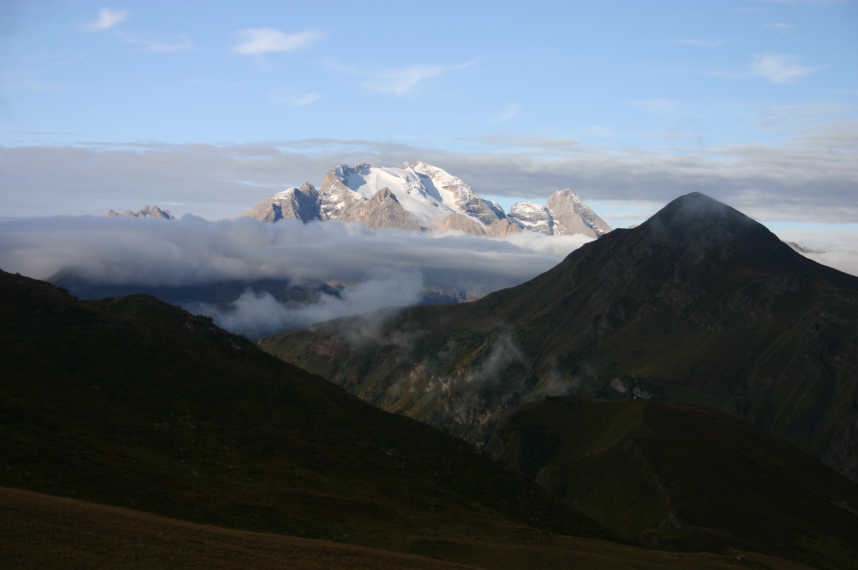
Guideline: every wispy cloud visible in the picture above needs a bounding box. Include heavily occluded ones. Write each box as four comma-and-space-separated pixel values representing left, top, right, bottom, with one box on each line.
670, 39, 728, 48
233, 28, 325, 55
750, 53, 820, 84
359, 61, 477, 96
492, 104, 520, 123
2, 71, 66, 91
84, 8, 128, 31
757, 104, 858, 131
270, 88, 321, 106
116, 31, 192, 53
630, 98, 689, 120
763, 22, 795, 31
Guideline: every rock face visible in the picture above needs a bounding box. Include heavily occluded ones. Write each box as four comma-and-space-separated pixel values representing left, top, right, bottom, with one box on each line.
236, 183, 321, 223
486, 218, 524, 238
507, 189, 611, 238
440, 213, 487, 236
508, 201, 554, 235
106, 205, 175, 220
351, 187, 421, 231
237, 162, 609, 239
261, 192, 858, 483
546, 189, 611, 237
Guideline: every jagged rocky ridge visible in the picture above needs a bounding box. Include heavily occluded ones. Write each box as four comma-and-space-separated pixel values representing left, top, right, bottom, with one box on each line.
260, 192, 858, 484
106, 204, 175, 220
237, 161, 611, 238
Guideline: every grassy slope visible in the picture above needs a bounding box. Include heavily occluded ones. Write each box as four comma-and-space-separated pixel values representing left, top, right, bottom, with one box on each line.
489, 396, 858, 570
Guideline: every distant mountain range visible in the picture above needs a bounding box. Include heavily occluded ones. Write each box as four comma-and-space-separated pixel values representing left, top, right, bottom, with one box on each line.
261, 193, 858, 488
107, 161, 608, 238
236, 161, 611, 238
106, 204, 176, 220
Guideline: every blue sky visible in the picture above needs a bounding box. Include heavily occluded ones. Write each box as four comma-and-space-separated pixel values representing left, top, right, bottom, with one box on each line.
1, 1, 856, 231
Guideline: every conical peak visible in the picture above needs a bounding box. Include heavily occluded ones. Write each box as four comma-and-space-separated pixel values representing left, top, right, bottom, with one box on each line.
641, 193, 759, 239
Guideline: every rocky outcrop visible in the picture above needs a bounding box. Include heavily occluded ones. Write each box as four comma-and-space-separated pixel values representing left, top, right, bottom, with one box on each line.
508, 201, 553, 235
441, 213, 486, 236
546, 189, 611, 237
237, 183, 321, 223
350, 188, 421, 231
507, 189, 611, 238
486, 218, 524, 238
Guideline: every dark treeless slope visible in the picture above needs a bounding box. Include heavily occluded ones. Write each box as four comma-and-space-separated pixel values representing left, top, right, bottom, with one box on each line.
261, 193, 858, 483
2, 269, 807, 569
488, 396, 858, 570
3, 487, 816, 570
0, 269, 610, 562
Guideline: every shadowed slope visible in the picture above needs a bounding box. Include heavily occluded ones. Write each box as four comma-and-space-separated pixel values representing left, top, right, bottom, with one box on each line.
2, 487, 814, 570
0, 268, 618, 566
262, 193, 858, 482
0, 269, 814, 568
488, 396, 858, 570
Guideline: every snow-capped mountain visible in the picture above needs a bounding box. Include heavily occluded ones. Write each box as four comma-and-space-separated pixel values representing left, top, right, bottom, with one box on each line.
507, 189, 611, 238
238, 161, 610, 238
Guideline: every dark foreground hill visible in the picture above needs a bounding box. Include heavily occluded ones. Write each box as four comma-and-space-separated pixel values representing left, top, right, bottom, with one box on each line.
261, 193, 858, 483
488, 396, 858, 570
0, 487, 815, 570
0, 268, 802, 569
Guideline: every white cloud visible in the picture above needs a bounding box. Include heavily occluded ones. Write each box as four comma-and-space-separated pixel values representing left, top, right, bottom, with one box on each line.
185, 267, 425, 338
492, 104, 520, 123
233, 28, 325, 55
0, 215, 591, 336
85, 8, 128, 31
750, 53, 819, 84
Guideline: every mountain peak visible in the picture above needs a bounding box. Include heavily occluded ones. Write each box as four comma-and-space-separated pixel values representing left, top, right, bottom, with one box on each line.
106, 205, 175, 220
639, 192, 767, 246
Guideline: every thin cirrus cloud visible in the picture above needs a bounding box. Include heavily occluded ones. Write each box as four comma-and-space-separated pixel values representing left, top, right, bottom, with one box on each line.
492, 104, 520, 123
337, 61, 477, 96
116, 31, 193, 53
270, 88, 321, 106
750, 53, 819, 84
233, 28, 326, 55
763, 22, 795, 31
84, 8, 128, 31
670, 39, 728, 48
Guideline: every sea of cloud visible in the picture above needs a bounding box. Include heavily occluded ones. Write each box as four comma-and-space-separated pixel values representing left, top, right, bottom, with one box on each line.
0, 215, 593, 337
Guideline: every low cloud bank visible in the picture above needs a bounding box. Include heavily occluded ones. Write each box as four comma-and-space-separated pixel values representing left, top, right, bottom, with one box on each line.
184, 267, 425, 338
0, 215, 591, 335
